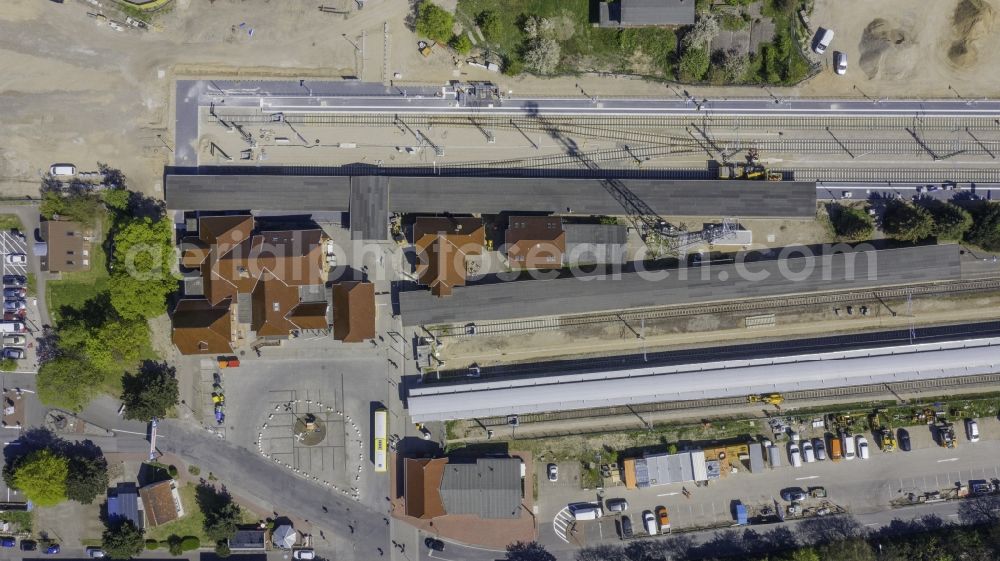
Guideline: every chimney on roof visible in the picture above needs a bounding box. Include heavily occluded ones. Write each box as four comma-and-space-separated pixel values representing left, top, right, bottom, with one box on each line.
456, 224, 463, 232
238, 266, 249, 278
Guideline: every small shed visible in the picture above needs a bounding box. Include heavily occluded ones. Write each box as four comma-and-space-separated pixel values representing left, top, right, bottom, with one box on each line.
272, 525, 297, 549
747, 442, 766, 474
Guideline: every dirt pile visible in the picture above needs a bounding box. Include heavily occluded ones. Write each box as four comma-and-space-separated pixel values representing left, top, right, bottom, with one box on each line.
858, 18, 918, 80
948, 0, 996, 68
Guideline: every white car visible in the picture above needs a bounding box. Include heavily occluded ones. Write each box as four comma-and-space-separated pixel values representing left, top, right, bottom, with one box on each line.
802, 440, 816, 463
3, 300, 26, 312
50, 164, 77, 176
857, 436, 870, 460
814, 28, 834, 54
292, 550, 315, 560
2, 334, 25, 346
4, 254, 26, 265
86, 547, 106, 558
966, 419, 981, 442
788, 443, 802, 467
834, 51, 848, 75
547, 463, 558, 482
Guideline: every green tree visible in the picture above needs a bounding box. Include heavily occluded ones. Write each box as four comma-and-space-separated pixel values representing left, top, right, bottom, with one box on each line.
38, 356, 103, 412
449, 33, 473, 55
109, 217, 177, 320
214, 541, 231, 557
60, 318, 147, 375
204, 501, 242, 543
505, 541, 555, 561
788, 548, 821, 561
967, 203, 1000, 251
678, 47, 710, 81
477, 10, 501, 42
103, 188, 131, 213
830, 204, 875, 240
167, 535, 183, 556
102, 519, 145, 560
927, 201, 973, 241
66, 455, 109, 504
882, 201, 934, 241
121, 362, 178, 421
415, 1, 454, 43
10, 450, 69, 507
816, 537, 876, 561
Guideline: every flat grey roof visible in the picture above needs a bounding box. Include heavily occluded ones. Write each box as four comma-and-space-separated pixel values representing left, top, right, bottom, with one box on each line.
388, 177, 817, 217
350, 176, 389, 240
400, 245, 961, 326
165, 174, 816, 219
439, 458, 522, 519
165, 175, 351, 211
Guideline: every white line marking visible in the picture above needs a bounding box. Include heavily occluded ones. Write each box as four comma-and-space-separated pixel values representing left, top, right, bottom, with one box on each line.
796, 475, 820, 480
864, 523, 878, 527
657, 492, 680, 497
938, 458, 960, 463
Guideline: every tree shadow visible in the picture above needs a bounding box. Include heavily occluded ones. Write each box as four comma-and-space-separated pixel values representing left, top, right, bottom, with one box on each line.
196, 481, 234, 516
798, 514, 865, 544
57, 292, 115, 331
958, 494, 1000, 525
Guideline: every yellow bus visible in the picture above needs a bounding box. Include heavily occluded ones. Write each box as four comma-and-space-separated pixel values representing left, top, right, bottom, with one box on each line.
373, 408, 388, 473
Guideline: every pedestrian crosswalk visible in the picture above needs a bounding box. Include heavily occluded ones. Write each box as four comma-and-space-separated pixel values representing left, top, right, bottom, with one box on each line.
551, 507, 573, 543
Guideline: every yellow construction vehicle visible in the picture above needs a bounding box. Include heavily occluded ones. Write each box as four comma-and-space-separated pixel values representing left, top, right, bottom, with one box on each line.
747, 393, 784, 408
717, 149, 783, 181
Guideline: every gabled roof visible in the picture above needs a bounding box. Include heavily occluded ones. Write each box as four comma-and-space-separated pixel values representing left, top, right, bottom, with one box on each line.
332, 281, 375, 342
505, 216, 565, 269
403, 458, 448, 519
287, 302, 330, 330
171, 299, 233, 355
413, 217, 485, 297
138, 480, 181, 527
250, 275, 301, 337
439, 458, 522, 519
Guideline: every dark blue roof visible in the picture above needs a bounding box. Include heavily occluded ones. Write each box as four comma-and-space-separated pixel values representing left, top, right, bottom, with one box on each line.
108, 483, 141, 528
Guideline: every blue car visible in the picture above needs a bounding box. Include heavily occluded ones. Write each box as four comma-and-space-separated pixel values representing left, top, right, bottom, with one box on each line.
45, 543, 60, 554
1, 537, 15, 548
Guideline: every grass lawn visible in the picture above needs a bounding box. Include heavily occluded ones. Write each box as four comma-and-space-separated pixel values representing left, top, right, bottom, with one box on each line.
145, 483, 258, 542
0, 214, 23, 232
45, 216, 110, 324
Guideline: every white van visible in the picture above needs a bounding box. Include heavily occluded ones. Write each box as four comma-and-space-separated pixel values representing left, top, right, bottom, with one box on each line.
814, 28, 834, 54
569, 503, 603, 521
0, 322, 24, 333
789, 443, 803, 467
767, 444, 782, 468
842, 434, 857, 460
49, 163, 77, 176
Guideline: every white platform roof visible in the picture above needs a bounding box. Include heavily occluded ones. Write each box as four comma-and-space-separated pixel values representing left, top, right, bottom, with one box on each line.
407, 338, 1000, 422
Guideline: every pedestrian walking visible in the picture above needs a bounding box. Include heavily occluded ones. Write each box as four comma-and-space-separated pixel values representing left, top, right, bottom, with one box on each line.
322, 506, 328, 513
349, 525, 354, 534
377, 548, 383, 556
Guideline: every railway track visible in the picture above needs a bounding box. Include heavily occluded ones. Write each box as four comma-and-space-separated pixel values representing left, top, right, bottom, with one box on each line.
429, 277, 1000, 339
788, 167, 1000, 182
458, 372, 1000, 431
438, 144, 702, 170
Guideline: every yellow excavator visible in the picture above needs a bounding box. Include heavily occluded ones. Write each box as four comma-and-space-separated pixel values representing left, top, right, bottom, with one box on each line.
748, 393, 784, 409
870, 410, 896, 452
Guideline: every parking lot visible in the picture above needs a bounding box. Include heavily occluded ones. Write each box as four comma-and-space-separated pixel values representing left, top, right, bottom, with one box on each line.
0, 230, 39, 373
537, 416, 1000, 549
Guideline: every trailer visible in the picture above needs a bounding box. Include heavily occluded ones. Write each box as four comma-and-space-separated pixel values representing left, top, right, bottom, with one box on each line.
735, 502, 748, 526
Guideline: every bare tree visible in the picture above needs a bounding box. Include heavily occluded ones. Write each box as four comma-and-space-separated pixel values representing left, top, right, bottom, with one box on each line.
683, 14, 720, 50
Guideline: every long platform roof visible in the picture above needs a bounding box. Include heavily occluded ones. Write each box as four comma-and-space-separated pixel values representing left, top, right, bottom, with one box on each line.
406, 337, 1000, 422
400, 244, 962, 326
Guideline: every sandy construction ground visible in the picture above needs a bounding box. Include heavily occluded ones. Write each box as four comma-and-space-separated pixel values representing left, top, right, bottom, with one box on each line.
1, 0, 998, 201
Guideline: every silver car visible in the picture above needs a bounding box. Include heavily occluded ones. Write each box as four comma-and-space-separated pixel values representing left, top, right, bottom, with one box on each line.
834, 51, 847, 75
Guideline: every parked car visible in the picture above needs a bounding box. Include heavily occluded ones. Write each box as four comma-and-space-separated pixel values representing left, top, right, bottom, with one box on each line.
1, 537, 15, 548
292, 549, 315, 560
3, 300, 25, 312
966, 419, 981, 442
620, 515, 633, 538
802, 440, 816, 463
2, 334, 25, 346
643, 510, 657, 535
2, 348, 25, 360
3, 311, 25, 322
842, 434, 857, 460
814, 28, 835, 54
2, 275, 25, 286
20, 540, 36, 551
3, 287, 25, 299
834, 51, 848, 75
86, 547, 106, 558
898, 428, 912, 452
49, 164, 77, 176
4, 254, 26, 265
789, 442, 803, 467
813, 438, 827, 461
606, 498, 628, 513
656, 506, 671, 533
547, 463, 558, 482
857, 436, 870, 460
780, 487, 807, 502
424, 538, 445, 551
45, 543, 61, 555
